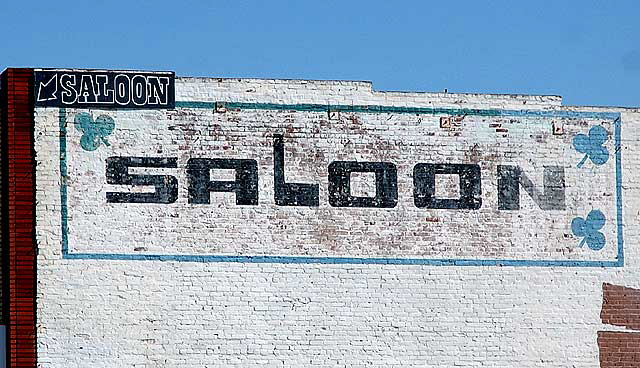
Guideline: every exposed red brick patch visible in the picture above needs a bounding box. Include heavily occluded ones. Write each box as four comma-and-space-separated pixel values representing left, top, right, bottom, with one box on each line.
1, 68, 37, 367
598, 331, 640, 368
601, 283, 640, 331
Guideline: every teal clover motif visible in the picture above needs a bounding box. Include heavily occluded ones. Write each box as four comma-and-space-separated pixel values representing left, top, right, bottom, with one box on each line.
571, 210, 606, 251
573, 125, 609, 168
74, 112, 115, 151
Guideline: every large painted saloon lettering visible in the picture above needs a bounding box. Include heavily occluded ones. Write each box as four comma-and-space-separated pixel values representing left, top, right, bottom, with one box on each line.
104, 137, 566, 211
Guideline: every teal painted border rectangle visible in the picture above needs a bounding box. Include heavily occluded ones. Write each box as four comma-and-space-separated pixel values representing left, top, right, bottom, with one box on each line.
58, 104, 624, 267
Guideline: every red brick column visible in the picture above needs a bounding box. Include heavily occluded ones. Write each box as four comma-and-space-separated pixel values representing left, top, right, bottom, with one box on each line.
1, 68, 37, 367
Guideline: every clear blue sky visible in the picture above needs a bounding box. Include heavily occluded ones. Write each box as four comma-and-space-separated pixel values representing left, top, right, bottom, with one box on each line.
2, 0, 639, 107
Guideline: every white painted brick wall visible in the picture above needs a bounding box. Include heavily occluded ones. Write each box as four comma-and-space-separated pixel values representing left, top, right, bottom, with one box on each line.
33, 79, 640, 367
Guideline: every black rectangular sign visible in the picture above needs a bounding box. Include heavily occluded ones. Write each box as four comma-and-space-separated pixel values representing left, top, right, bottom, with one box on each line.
34, 69, 175, 109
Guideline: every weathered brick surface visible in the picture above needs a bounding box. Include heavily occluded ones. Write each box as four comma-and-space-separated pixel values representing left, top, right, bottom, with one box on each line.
598, 331, 640, 368
602, 283, 640, 331
26, 77, 640, 367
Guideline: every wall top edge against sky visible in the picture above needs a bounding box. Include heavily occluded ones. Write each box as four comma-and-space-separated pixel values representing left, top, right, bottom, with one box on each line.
174, 76, 640, 110
176, 76, 564, 99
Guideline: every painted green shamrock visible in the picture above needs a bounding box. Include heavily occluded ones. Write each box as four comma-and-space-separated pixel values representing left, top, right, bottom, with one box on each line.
571, 209, 606, 251
74, 112, 115, 151
573, 125, 608, 168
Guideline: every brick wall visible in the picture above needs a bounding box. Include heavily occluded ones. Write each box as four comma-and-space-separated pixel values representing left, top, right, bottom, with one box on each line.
22, 75, 640, 367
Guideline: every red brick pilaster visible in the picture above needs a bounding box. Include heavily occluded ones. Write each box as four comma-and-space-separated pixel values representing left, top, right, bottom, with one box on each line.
1, 68, 37, 368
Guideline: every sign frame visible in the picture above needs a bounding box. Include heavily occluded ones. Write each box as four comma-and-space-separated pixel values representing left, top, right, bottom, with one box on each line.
56, 103, 625, 267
